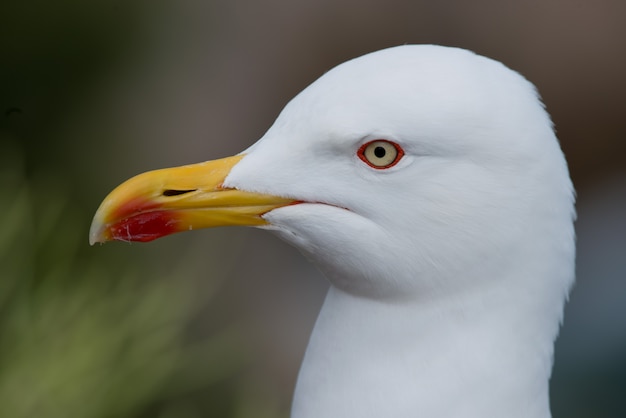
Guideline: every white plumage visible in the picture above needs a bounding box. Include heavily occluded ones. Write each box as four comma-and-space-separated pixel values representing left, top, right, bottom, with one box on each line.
225, 45, 575, 418
92, 45, 576, 418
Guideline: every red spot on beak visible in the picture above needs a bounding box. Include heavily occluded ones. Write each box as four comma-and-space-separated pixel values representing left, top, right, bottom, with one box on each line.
108, 210, 182, 243
106, 197, 182, 242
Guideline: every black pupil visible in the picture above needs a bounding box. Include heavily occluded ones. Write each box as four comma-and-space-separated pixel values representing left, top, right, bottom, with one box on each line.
374, 146, 386, 158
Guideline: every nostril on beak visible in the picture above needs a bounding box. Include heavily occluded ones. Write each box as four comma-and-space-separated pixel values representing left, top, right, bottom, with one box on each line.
162, 189, 197, 197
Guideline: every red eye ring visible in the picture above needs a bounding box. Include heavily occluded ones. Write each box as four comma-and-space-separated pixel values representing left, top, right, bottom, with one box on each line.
357, 140, 405, 169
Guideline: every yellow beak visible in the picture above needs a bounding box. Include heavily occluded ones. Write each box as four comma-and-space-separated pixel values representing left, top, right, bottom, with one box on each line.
89, 154, 295, 244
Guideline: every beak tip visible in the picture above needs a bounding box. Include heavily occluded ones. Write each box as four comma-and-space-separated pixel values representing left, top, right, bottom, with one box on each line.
88, 215, 108, 246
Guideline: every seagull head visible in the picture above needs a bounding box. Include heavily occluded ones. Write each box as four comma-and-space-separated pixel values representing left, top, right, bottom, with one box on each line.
90, 45, 575, 302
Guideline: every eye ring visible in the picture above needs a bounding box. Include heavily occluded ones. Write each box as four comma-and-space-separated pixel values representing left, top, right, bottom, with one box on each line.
357, 140, 405, 169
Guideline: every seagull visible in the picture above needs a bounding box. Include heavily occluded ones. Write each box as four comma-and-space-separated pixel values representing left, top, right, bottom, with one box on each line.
90, 45, 576, 418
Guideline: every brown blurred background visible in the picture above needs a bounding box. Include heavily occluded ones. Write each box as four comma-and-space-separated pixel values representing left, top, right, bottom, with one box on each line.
1, 1, 624, 417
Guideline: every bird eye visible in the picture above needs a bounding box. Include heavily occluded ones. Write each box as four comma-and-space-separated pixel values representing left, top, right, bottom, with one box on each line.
357, 140, 404, 169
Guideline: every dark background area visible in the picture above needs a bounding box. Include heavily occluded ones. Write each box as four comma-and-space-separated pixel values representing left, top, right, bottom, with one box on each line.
1, 1, 624, 417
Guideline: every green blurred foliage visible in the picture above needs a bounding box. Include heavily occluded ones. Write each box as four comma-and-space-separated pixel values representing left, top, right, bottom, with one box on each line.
0, 3, 289, 416
0, 142, 253, 417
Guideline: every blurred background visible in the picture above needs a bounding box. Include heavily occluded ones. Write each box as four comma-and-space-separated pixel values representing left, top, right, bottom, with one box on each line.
1, 0, 624, 417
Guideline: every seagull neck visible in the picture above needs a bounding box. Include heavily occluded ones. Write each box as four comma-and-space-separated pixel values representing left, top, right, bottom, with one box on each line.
292, 284, 556, 418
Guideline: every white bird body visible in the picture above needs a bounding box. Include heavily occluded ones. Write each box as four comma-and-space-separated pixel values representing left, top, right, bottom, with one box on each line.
91, 45, 576, 418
